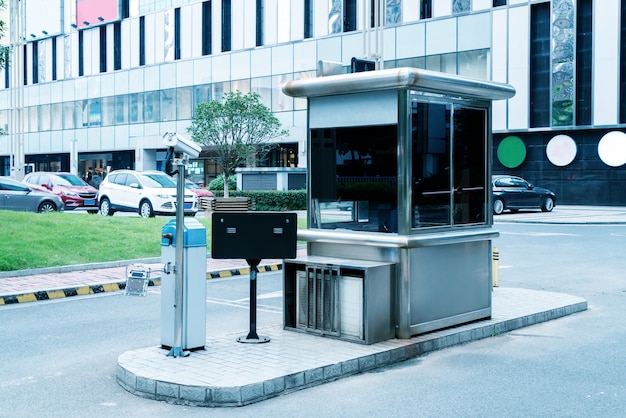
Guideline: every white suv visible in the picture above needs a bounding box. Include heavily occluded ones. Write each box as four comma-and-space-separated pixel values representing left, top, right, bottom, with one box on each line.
97, 170, 198, 218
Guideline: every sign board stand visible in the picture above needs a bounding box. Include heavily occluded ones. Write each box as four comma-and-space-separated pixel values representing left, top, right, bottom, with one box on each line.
212, 212, 297, 344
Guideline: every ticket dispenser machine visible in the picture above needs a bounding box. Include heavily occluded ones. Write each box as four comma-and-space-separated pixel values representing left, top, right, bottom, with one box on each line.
160, 218, 207, 351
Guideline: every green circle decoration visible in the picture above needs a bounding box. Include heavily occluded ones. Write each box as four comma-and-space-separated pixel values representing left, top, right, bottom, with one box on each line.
497, 136, 526, 168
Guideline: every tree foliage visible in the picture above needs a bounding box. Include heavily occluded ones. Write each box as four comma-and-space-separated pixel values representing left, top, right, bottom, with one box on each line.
0, 0, 7, 71
187, 91, 287, 197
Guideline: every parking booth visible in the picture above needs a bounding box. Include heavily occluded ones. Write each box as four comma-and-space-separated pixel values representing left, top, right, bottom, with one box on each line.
281, 68, 515, 344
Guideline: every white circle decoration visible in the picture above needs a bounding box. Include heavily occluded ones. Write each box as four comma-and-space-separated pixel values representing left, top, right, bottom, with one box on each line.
598, 131, 626, 167
546, 134, 577, 166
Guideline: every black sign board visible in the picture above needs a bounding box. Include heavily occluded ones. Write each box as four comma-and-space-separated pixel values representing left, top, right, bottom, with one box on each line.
351, 57, 376, 73
211, 212, 297, 260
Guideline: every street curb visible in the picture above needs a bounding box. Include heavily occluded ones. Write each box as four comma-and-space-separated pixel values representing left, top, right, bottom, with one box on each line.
116, 291, 588, 407
0, 264, 283, 306
496, 219, 626, 225
0, 258, 162, 279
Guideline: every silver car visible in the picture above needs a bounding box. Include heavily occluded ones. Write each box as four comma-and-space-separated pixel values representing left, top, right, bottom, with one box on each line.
0, 176, 65, 213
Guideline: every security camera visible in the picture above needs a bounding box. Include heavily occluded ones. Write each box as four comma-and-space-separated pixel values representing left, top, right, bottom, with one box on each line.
162, 133, 202, 159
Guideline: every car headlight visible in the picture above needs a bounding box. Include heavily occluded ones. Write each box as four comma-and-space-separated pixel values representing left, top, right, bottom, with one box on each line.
155, 193, 170, 198
62, 190, 77, 197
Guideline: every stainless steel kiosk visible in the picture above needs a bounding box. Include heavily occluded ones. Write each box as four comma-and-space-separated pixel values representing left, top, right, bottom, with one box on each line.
282, 68, 515, 343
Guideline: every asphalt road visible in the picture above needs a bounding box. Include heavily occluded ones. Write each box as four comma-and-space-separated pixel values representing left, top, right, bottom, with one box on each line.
1, 222, 625, 417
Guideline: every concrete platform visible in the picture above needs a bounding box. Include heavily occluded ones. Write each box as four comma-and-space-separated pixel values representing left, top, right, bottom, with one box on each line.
116, 287, 587, 407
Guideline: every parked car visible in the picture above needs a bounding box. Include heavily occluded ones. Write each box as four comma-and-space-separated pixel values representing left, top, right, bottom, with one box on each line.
185, 179, 214, 198
0, 176, 64, 213
23, 172, 99, 213
97, 170, 198, 218
492, 175, 556, 215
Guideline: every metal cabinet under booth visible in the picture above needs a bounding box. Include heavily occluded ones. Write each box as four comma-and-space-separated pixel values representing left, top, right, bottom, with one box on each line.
284, 256, 395, 344
282, 67, 515, 343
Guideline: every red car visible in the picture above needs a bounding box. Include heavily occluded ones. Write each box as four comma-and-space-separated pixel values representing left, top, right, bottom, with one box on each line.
23, 172, 100, 213
185, 179, 214, 198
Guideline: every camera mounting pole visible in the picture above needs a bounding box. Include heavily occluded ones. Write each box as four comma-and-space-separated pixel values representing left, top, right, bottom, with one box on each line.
162, 132, 199, 358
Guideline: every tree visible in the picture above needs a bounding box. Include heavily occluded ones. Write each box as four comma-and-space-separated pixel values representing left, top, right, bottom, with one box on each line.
0, 0, 7, 71
187, 91, 288, 197
0, 0, 7, 136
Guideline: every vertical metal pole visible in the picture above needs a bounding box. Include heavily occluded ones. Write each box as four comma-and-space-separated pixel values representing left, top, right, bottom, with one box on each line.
9, 0, 25, 180
237, 259, 270, 343
247, 260, 259, 340
167, 160, 187, 357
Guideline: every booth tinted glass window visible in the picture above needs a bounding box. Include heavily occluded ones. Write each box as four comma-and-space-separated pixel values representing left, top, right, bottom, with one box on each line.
411, 100, 487, 228
310, 125, 398, 232
452, 107, 487, 225
411, 102, 451, 227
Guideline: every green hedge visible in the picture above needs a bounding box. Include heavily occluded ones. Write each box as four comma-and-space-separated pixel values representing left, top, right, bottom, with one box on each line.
211, 190, 306, 211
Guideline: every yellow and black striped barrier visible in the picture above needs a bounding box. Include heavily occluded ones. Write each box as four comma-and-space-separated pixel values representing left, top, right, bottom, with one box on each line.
0, 264, 285, 305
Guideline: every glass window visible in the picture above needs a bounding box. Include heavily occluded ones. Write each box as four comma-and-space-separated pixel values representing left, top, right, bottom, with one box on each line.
396, 57, 426, 69
420, 0, 432, 19
129, 93, 144, 123
63, 102, 74, 129
329, 0, 342, 34
310, 125, 398, 232
202, 0, 212, 56
211, 81, 231, 103
386, 0, 402, 25
222, 0, 232, 52
160, 89, 176, 121
144, 91, 160, 122
28, 107, 38, 133
115, 95, 129, 124
177, 87, 192, 120
530, 2, 551, 127
50, 103, 62, 130
101, 97, 115, 126
304, 0, 313, 38
452, 106, 486, 225
344, 0, 357, 32
458, 49, 489, 79
411, 98, 487, 229
38, 104, 50, 131
411, 101, 451, 228
272, 74, 293, 112
0, 110, 7, 131
453, 0, 471, 14
551, 0, 574, 126
83, 99, 101, 127
256, 0, 264, 46
193, 84, 211, 112
251, 77, 271, 109
231, 79, 251, 94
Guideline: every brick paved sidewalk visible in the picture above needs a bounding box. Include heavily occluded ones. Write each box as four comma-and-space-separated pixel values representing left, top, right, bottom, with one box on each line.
0, 249, 306, 305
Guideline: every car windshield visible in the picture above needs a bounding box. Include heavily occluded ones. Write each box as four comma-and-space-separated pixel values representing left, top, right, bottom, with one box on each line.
139, 173, 177, 188
55, 174, 89, 186
185, 180, 200, 189
0, 177, 30, 191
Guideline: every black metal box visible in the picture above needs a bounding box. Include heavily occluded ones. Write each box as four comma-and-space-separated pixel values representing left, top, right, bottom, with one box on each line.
211, 212, 297, 260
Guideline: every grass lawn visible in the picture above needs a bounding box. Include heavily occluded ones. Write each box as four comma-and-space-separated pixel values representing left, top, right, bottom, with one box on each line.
0, 211, 307, 272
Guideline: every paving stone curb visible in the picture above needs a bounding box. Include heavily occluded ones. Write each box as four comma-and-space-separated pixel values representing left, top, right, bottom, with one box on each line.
115, 291, 588, 407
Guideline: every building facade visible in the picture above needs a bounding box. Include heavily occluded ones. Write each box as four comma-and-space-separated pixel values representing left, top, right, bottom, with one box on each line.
0, 0, 625, 204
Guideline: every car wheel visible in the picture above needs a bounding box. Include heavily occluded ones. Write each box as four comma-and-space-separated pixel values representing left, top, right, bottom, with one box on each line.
541, 196, 555, 212
38, 201, 57, 213
493, 198, 504, 215
99, 198, 114, 216
139, 200, 154, 218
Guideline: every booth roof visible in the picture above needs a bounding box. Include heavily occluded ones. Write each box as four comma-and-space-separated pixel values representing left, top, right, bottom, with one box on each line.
282, 67, 516, 101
